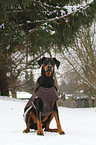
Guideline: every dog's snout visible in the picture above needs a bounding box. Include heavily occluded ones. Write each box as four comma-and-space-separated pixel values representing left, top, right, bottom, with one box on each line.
48, 65, 52, 69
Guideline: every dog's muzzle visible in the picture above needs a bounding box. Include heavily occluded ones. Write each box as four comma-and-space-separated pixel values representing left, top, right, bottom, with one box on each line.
45, 65, 53, 76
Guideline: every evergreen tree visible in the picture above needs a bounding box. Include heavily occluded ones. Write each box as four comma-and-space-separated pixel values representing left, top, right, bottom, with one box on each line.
0, 0, 95, 96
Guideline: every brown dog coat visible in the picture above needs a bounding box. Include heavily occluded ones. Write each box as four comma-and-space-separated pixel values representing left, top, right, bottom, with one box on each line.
24, 79, 58, 116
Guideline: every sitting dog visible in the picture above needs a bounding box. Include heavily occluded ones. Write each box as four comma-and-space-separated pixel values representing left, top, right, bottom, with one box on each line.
23, 57, 65, 135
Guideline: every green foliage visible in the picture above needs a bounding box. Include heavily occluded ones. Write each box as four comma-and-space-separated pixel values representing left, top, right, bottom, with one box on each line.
22, 0, 34, 9
0, 0, 95, 65
0, 0, 95, 95
52, 0, 96, 48
0, 0, 95, 52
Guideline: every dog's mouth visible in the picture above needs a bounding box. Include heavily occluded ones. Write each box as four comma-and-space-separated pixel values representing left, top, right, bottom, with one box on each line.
44, 64, 53, 77
45, 71, 52, 77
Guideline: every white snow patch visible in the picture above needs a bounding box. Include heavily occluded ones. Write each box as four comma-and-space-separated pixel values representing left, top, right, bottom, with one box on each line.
0, 96, 96, 145
9, 92, 32, 99
17, 92, 32, 99
0, 23, 5, 29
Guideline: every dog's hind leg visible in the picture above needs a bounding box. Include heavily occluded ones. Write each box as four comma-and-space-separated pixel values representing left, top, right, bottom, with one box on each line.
23, 111, 36, 133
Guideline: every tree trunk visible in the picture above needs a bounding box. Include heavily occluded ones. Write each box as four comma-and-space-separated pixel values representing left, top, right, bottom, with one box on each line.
0, 54, 9, 96
11, 79, 17, 98
11, 89, 17, 98
0, 70, 9, 96
89, 95, 93, 107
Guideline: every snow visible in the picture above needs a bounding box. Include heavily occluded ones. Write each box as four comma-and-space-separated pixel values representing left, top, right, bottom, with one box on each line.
0, 23, 5, 29
0, 96, 96, 145
16, 92, 32, 99
63, 0, 94, 16
9, 91, 32, 99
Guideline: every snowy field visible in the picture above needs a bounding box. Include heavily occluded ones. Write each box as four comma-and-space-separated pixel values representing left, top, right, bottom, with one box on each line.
0, 96, 96, 145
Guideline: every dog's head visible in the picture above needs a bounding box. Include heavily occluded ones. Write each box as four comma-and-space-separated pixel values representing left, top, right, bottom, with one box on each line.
38, 57, 60, 77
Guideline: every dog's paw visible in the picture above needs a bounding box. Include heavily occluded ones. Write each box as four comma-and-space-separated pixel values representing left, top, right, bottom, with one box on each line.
44, 128, 58, 132
37, 130, 44, 136
58, 130, 65, 135
23, 128, 30, 133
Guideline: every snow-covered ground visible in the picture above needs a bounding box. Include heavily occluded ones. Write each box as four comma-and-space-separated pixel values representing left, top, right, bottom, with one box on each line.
10, 91, 32, 99
0, 96, 96, 145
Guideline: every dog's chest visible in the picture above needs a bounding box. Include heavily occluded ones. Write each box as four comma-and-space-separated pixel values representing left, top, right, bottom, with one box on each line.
39, 76, 54, 88
33, 85, 58, 115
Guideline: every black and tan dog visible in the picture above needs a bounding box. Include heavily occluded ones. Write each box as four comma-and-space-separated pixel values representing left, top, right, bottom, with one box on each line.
23, 57, 65, 135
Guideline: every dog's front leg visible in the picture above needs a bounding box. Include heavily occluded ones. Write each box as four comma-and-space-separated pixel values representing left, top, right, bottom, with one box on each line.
36, 98, 44, 135
37, 112, 44, 135
53, 104, 65, 135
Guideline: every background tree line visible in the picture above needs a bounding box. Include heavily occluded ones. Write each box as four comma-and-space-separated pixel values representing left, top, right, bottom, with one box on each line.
0, 0, 96, 107
59, 23, 96, 107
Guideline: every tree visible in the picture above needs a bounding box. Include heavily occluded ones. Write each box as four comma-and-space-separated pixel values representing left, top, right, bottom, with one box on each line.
17, 71, 35, 94
59, 80, 67, 94
7, 47, 49, 98
52, 0, 96, 49
0, 0, 96, 97
59, 23, 96, 107
0, 55, 9, 96
0, 0, 96, 49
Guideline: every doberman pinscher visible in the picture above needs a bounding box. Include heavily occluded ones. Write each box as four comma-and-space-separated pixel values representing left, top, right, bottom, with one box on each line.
23, 57, 65, 135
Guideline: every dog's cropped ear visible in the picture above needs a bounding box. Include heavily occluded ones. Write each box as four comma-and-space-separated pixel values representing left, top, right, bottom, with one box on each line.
38, 57, 46, 67
53, 58, 60, 69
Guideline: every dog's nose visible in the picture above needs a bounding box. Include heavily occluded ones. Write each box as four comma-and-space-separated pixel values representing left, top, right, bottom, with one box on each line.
48, 65, 52, 69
